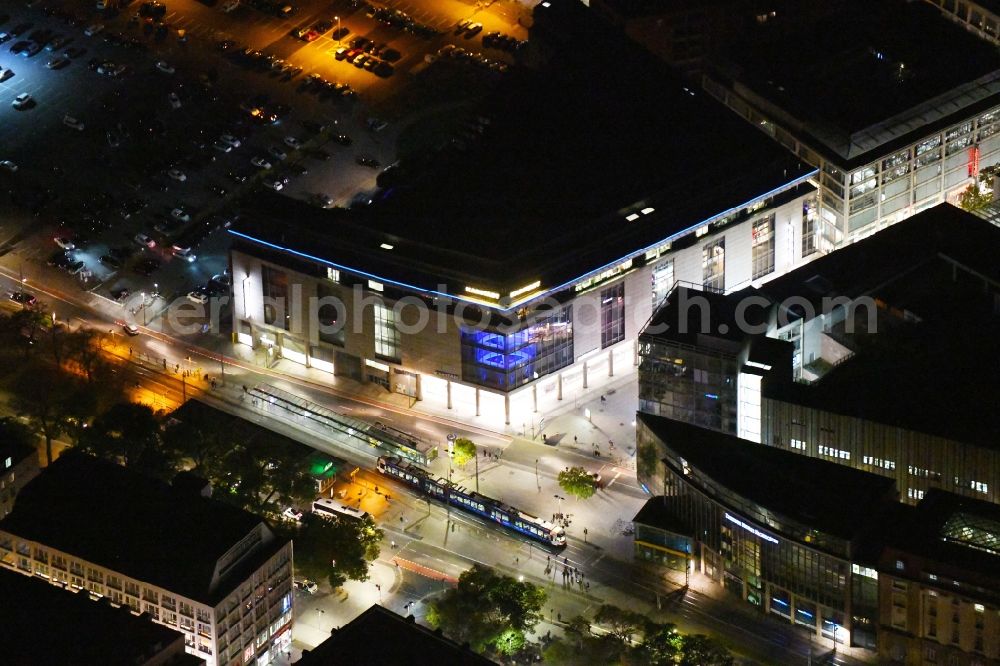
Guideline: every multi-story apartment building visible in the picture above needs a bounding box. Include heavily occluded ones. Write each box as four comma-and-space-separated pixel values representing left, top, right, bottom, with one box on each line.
702, 0, 1000, 244
0, 567, 203, 666
0, 439, 39, 519
0, 452, 294, 666
924, 0, 1000, 44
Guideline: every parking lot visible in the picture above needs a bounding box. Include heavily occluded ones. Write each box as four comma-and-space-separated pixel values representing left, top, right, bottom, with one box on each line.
0, 0, 533, 330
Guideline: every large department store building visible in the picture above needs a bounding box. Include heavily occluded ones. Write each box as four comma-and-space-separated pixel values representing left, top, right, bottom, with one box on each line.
228, 0, 831, 428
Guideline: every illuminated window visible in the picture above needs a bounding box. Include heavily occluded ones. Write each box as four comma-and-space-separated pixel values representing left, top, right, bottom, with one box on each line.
802, 198, 818, 257
751, 213, 775, 280
702, 238, 725, 291
651, 259, 674, 310
818, 445, 850, 460
908, 488, 925, 500
971, 481, 989, 494
3, 457, 10, 469
373, 303, 399, 361
368, 280, 383, 292
326, 267, 340, 282
600, 283, 625, 349
790, 438, 807, 451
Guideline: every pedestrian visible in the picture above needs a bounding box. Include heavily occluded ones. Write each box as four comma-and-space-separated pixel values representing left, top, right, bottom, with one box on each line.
128, 346, 133, 356
391, 540, 396, 549
600, 395, 606, 403
610, 440, 615, 449
573, 435, 577, 443
586, 581, 590, 591
542, 434, 547, 443
557, 612, 562, 622
546, 555, 551, 563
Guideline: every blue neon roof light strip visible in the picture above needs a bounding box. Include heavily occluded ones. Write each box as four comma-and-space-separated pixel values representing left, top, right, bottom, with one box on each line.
229, 169, 818, 312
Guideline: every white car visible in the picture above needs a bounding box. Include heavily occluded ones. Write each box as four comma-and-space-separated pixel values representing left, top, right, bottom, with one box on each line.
0, 67, 13, 82
122, 322, 140, 336
267, 146, 288, 161
187, 290, 209, 304
283, 136, 302, 149
45, 56, 69, 70
84, 23, 105, 37
172, 246, 196, 262
134, 233, 156, 248
265, 180, 284, 191
155, 60, 175, 74
282, 507, 304, 522
62, 114, 85, 131
171, 208, 191, 222
167, 92, 181, 109
167, 169, 187, 182
0, 160, 17, 173
219, 134, 241, 148
12, 93, 32, 110
293, 578, 318, 594
251, 156, 272, 169
54, 237, 75, 250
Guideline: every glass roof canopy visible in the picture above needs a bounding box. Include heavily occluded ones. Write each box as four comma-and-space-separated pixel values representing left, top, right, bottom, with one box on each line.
940, 511, 1000, 556
249, 384, 437, 465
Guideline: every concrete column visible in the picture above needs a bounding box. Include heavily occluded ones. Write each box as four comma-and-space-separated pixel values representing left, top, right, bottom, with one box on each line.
475, 387, 480, 417
446, 380, 452, 410
633, 338, 639, 366
532, 384, 538, 413
415, 374, 422, 402
504, 394, 511, 425
582, 361, 588, 389
608, 349, 614, 377
557, 373, 563, 401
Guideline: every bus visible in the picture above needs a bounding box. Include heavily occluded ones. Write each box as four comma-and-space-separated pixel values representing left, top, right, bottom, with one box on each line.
312, 498, 370, 522
376, 456, 566, 548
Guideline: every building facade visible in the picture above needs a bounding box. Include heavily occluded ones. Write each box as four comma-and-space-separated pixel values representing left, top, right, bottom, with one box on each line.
636, 412, 898, 649
0, 440, 39, 519
701, 0, 1000, 245
231, 184, 821, 429
0, 453, 294, 666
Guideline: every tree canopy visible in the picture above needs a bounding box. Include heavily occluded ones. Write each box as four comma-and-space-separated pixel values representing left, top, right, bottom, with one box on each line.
543, 603, 733, 666
451, 437, 476, 466
285, 513, 383, 589
427, 564, 546, 654
558, 466, 597, 500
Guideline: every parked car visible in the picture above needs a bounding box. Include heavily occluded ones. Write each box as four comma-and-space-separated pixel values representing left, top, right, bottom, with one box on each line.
62, 114, 84, 130
134, 233, 155, 248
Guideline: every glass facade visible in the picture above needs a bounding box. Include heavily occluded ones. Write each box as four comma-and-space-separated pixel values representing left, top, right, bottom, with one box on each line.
460, 306, 573, 391
702, 238, 725, 291
751, 213, 776, 279
638, 340, 739, 433
600, 283, 625, 348
651, 259, 675, 311
373, 303, 399, 361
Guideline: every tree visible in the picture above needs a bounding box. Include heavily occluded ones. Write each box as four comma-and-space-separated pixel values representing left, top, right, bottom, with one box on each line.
64, 329, 106, 384
558, 466, 597, 500
216, 434, 316, 515
12, 362, 75, 465
594, 604, 646, 644
959, 183, 993, 212
677, 634, 734, 666
287, 513, 383, 589
427, 564, 546, 653
78, 402, 175, 477
163, 406, 234, 476
451, 437, 476, 466
637, 623, 683, 665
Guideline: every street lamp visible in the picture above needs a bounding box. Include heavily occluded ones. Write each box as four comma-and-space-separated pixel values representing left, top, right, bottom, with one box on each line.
335, 15, 341, 44
554, 494, 565, 520
140, 291, 146, 326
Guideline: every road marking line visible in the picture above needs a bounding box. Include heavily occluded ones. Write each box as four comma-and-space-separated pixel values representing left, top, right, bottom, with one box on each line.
605, 470, 622, 489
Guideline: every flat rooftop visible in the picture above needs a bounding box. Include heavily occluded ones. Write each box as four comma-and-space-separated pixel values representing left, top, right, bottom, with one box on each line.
232, 0, 810, 302
296, 605, 496, 666
711, 0, 1000, 166
758, 205, 1000, 448
638, 412, 897, 541
0, 451, 287, 606
885, 489, 1000, 591
0, 568, 201, 666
